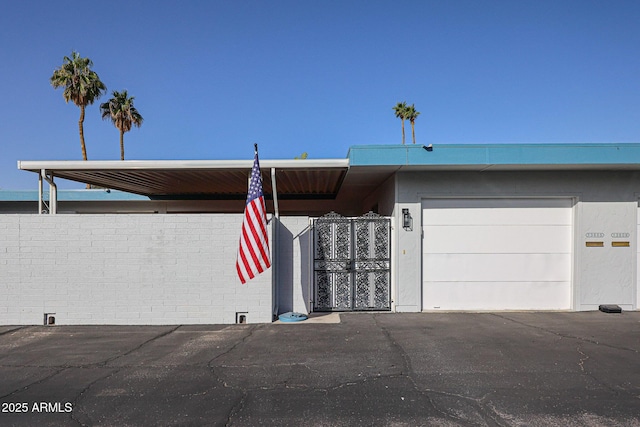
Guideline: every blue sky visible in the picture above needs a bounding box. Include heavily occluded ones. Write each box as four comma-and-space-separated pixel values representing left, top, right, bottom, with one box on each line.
2, 0, 639, 189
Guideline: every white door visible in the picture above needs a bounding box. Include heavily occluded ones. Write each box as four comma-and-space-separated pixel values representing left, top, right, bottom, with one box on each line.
422, 198, 572, 310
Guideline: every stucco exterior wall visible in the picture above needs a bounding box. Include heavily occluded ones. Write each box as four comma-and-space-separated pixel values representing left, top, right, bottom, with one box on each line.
362, 174, 396, 216
394, 197, 422, 313
575, 202, 637, 310
395, 170, 640, 312
0, 214, 273, 325
275, 216, 312, 314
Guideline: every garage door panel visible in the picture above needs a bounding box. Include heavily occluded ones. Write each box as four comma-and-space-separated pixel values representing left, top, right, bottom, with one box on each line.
423, 225, 571, 254
423, 282, 571, 310
422, 198, 573, 311
424, 253, 571, 282
423, 199, 573, 226
424, 198, 573, 210
424, 207, 571, 226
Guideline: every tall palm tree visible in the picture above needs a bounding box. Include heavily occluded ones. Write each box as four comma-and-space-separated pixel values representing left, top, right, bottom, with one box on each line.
406, 104, 420, 144
100, 90, 143, 160
392, 102, 409, 144
50, 51, 106, 161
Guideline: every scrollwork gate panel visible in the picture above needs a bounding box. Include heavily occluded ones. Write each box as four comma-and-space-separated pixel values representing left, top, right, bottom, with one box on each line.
313, 212, 391, 311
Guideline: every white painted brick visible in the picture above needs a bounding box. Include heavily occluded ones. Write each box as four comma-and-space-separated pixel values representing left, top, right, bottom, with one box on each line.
0, 213, 277, 325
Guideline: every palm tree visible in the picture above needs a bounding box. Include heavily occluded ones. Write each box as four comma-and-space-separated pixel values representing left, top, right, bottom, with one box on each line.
406, 104, 420, 144
100, 90, 143, 160
392, 102, 409, 144
50, 51, 106, 161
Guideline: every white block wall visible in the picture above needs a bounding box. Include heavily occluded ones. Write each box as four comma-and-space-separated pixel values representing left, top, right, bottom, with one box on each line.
0, 214, 272, 325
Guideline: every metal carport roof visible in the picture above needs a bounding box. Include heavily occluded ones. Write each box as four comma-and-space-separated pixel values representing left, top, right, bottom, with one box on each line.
17, 159, 350, 199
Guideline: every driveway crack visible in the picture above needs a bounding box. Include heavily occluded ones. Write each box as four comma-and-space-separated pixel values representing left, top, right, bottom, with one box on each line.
493, 313, 640, 403
68, 326, 181, 425
224, 391, 248, 427
0, 367, 67, 400
577, 345, 589, 373
490, 313, 639, 354
207, 325, 262, 371
373, 314, 508, 426
0, 326, 28, 337
95, 325, 181, 367
69, 367, 123, 427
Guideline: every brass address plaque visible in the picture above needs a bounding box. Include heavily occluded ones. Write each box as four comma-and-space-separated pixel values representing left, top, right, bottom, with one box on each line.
612, 241, 630, 247
585, 232, 631, 248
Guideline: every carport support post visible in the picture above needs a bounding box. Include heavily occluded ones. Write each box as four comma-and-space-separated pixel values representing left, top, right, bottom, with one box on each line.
271, 167, 280, 318
40, 169, 57, 215
38, 171, 43, 214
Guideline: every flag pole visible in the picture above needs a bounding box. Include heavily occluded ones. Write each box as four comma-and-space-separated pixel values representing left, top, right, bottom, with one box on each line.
268, 149, 281, 319
236, 143, 271, 285
251, 143, 280, 317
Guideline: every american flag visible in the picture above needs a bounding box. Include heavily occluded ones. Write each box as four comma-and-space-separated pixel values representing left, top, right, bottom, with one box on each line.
236, 145, 271, 284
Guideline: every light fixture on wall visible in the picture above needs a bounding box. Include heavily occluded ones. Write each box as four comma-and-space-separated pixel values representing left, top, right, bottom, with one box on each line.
402, 208, 412, 230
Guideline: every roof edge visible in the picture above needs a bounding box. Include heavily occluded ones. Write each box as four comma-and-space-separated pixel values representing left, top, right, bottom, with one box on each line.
18, 158, 349, 172
348, 143, 640, 166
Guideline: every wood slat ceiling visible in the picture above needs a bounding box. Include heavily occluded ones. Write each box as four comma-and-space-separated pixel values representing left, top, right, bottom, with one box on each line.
50, 168, 348, 199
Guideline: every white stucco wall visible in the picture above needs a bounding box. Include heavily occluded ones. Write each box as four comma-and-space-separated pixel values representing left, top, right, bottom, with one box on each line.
362, 174, 396, 216
394, 199, 422, 312
395, 170, 640, 312
0, 214, 273, 325
275, 216, 312, 314
575, 202, 637, 310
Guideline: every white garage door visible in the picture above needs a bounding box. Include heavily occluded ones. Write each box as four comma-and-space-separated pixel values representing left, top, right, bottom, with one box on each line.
422, 198, 572, 311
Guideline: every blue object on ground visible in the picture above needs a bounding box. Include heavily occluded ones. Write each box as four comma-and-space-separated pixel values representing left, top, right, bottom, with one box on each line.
278, 312, 308, 322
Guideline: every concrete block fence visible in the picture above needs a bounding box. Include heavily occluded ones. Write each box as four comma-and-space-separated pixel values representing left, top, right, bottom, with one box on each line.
0, 214, 273, 325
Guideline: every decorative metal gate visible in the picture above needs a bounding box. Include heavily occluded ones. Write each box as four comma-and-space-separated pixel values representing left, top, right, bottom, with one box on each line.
313, 212, 391, 311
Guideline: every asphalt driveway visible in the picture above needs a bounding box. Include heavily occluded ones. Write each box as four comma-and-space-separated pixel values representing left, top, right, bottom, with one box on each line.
0, 312, 639, 426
